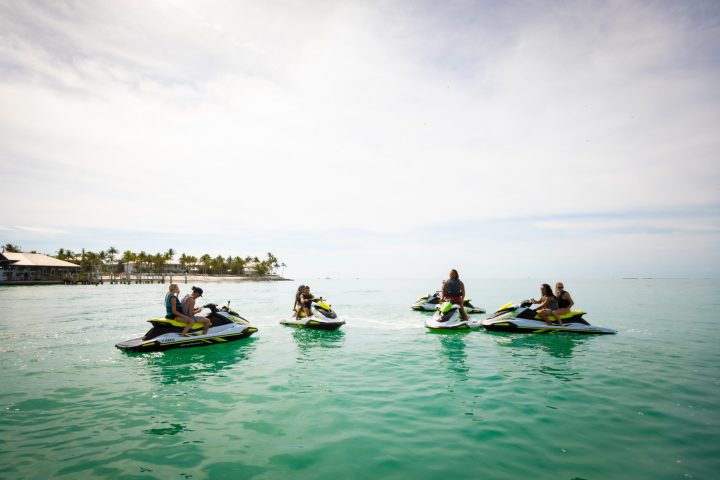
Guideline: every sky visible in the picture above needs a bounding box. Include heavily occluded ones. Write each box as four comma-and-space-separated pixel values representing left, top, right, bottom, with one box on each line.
1, 0, 719, 278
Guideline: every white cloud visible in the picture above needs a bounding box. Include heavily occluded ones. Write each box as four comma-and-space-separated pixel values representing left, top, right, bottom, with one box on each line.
0, 0, 718, 276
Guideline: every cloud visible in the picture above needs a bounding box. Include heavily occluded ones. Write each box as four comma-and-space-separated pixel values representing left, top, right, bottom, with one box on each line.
0, 1, 718, 276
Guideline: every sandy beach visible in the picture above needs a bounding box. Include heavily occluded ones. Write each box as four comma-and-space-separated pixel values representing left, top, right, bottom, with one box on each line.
102, 274, 292, 284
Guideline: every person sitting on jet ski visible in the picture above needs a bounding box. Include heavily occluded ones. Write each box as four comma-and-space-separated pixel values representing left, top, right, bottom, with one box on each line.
179, 286, 212, 336
441, 269, 469, 321
165, 283, 193, 324
299, 285, 318, 318
292, 284, 305, 318
551, 282, 574, 321
529, 283, 562, 325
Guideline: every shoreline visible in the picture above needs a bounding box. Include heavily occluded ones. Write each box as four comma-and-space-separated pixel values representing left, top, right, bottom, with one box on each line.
161, 275, 293, 283
0, 275, 292, 286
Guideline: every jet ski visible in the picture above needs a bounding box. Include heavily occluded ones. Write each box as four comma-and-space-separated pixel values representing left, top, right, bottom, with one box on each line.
116, 302, 258, 352
411, 291, 485, 314
280, 298, 345, 331
481, 301, 617, 334
425, 301, 483, 331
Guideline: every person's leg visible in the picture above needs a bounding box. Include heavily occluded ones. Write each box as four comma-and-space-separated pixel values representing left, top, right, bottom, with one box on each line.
201, 317, 211, 335
180, 317, 193, 336
553, 308, 569, 325
460, 304, 468, 321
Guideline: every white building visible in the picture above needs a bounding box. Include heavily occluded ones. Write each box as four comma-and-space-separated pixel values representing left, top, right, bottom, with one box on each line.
0, 252, 81, 283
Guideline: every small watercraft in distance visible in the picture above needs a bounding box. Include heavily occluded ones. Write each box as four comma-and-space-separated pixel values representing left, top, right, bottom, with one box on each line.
411, 291, 485, 314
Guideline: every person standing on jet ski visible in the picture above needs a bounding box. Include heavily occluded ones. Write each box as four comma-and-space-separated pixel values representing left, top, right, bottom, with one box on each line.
441, 269, 469, 321
551, 282, 574, 322
179, 286, 212, 336
530, 283, 562, 325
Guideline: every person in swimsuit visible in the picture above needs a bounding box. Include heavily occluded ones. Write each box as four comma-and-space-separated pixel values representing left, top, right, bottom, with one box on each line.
293, 284, 305, 318
299, 285, 316, 318
441, 269, 469, 321
551, 282, 574, 322
530, 283, 561, 325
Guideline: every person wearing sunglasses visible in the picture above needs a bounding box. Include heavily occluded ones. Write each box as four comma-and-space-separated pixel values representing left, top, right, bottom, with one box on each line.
551, 282, 574, 323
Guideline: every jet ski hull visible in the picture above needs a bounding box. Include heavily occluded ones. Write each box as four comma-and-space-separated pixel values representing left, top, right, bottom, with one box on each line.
116, 304, 259, 352
482, 319, 616, 334
425, 302, 483, 331
482, 303, 616, 334
280, 318, 345, 331
284, 299, 345, 330
116, 325, 258, 352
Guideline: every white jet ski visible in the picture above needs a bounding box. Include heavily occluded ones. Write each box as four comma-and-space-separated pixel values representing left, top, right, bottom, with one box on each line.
425, 301, 483, 331
281, 298, 345, 331
116, 302, 258, 352
482, 301, 617, 334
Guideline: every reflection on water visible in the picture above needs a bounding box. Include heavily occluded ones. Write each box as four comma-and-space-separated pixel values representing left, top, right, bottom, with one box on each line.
489, 332, 593, 359
435, 333, 470, 380
135, 338, 258, 384
489, 332, 595, 382
291, 328, 345, 353
143, 422, 187, 436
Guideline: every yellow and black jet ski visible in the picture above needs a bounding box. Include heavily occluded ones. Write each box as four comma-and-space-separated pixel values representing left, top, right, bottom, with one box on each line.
482, 301, 616, 334
116, 302, 258, 352
281, 297, 345, 331
411, 291, 485, 314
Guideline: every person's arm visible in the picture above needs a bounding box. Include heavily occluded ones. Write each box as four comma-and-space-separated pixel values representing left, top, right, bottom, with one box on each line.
185, 297, 198, 316
565, 292, 574, 309
171, 297, 191, 321
441, 281, 448, 299
459, 280, 466, 300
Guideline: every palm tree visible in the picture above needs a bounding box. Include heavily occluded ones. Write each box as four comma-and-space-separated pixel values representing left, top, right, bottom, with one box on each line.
187, 255, 198, 273
107, 247, 118, 279
97, 250, 107, 280
230, 256, 246, 275
211, 255, 225, 275
200, 254, 211, 276
2, 243, 21, 253
120, 250, 136, 279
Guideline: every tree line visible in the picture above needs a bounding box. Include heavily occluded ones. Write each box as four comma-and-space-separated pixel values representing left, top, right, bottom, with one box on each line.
3, 243, 285, 277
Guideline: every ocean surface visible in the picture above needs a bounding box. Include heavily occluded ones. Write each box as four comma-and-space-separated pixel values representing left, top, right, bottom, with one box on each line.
0, 278, 718, 479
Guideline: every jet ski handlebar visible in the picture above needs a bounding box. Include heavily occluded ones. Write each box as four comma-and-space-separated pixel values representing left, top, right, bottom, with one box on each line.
203, 302, 233, 313
520, 299, 533, 308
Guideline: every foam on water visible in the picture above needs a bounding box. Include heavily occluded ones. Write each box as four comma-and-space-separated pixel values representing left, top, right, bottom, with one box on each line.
1, 278, 719, 479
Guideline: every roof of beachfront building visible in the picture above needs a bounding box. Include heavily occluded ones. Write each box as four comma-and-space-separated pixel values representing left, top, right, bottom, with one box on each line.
0, 252, 80, 268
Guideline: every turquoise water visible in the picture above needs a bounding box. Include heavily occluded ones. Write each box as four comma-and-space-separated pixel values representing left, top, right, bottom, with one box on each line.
1, 278, 718, 479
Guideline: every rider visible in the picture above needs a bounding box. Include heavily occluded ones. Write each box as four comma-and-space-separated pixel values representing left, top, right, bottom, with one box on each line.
165, 284, 191, 322
179, 286, 212, 336
552, 282, 574, 322
299, 285, 317, 318
293, 284, 305, 318
530, 283, 561, 325
441, 269, 469, 321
